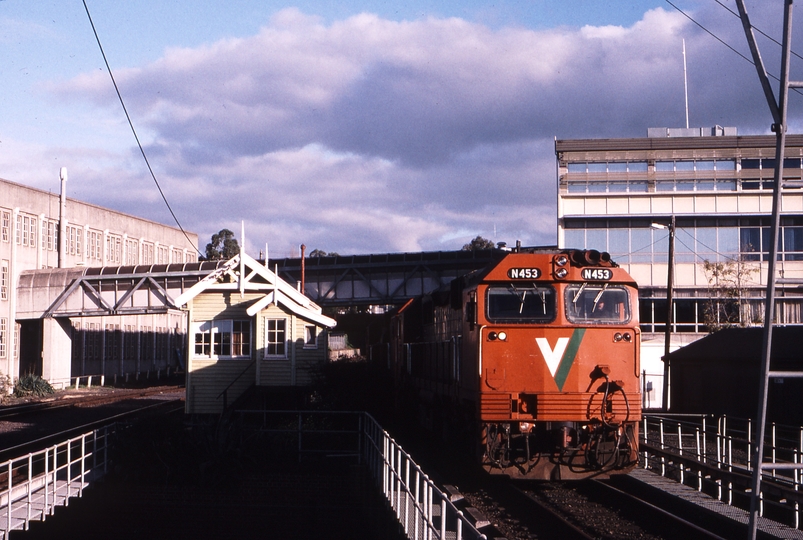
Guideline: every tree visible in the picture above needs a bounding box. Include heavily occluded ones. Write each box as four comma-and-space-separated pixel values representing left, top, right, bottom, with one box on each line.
462, 235, 495, 251
309, 249, 339, 258
204, 229, 240, 260
702, 259, 759, 332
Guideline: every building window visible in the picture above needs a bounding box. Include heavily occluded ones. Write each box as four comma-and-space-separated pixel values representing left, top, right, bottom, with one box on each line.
171, 248, 182, 264
0, 318, 6, 358
1, 211, 9, 243
265, 318, 286, 357
567, 179, 649, 194
105, 324, 120, 364
42, 220, 58, 251
232, 321, 251, 356
194, 323, 211, 357
0, 260, 7, 301
563, 218, 748, 264
126, 239, 139, 265
567, 161, 648, 174
157, 245, 168, 264
142, 243, 154, 265
87, 230, 102, 260
185, 252, 196, 263
16, 214, 37, 247
193, 319, 251, 359
304, 325, 318, 348
66, 225, 82, 256
106, 235, 121, 264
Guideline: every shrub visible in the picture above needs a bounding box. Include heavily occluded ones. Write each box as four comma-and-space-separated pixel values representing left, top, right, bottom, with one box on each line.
0, 372, 12, 402
14, 374, 55, 398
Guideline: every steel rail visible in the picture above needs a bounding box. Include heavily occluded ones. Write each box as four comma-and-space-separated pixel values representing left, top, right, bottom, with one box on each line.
590, 479, 729, 540
508, 485, 596, 540
0, 385, 183, 419
0, 399, 184, 462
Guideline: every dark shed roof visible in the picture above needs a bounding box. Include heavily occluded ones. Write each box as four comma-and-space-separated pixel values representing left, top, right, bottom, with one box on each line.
667, 327, 803, 423
666, 327, 803, 365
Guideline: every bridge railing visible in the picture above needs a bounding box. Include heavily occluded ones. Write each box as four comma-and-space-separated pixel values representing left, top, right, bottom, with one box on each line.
0, 425, 115, 539
641, 414, 803, 529
233, 410, 487, 540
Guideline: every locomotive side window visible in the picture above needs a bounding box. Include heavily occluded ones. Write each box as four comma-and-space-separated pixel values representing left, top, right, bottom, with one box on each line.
565, 284, 631, 324
486, 285, 556, 323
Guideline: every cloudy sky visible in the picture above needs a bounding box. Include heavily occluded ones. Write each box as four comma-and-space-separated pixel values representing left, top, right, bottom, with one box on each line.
2, 1, 803, 258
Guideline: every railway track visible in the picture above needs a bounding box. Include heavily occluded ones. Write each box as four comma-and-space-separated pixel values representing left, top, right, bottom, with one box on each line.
495, 474, 743, 539
0, 385, 183, 419
0, 386, 185, 463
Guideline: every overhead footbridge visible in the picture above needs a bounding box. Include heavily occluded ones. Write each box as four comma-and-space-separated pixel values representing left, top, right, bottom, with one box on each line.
16, 249, 506, 320
12, 248, 509, 385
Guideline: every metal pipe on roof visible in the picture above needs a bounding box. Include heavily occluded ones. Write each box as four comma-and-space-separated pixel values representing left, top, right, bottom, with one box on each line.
300, 244, 306, 295
58, 168, 67, 269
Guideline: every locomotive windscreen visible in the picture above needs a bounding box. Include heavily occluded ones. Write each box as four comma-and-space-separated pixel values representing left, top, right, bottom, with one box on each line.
486, 285, 556, 322
564, 284, 631, 324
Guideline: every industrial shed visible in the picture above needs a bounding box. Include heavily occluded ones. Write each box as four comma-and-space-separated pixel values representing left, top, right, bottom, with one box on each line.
177, 254, 336, 414
668, 327, 803, 425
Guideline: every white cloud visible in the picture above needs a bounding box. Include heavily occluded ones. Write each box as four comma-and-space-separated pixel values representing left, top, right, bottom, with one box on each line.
25, 5, 798, 256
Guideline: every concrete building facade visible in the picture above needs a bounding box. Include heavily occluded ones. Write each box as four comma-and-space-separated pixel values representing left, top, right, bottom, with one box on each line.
1, 172, 198, 384
555, 128, 803, 408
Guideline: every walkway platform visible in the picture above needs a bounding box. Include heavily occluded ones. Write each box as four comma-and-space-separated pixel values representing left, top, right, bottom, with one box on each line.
0, 478, 88, 539
629, 467, 803, 539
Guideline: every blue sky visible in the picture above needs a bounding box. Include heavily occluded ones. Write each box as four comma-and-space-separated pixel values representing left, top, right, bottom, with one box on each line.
2, 1, 801, 257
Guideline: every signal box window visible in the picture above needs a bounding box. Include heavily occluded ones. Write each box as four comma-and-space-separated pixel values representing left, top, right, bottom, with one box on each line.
565, 285, 630, 324
265, 319, 287, 357
304, 325, 318, 348
486, 285, 556, 323
193, 320, 251, 359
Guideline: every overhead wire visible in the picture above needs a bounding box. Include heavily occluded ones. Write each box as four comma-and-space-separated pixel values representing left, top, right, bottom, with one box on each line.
664, 0, 803, 97
82, 0, 202, 257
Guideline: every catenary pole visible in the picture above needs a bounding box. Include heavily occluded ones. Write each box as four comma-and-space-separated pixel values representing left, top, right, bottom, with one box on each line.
734, 1, 793, 538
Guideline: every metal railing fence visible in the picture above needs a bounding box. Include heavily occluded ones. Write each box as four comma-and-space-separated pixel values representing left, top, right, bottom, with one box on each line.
641, 414, 803, 529
0, 424, 115, 539
233, 410, 487, 540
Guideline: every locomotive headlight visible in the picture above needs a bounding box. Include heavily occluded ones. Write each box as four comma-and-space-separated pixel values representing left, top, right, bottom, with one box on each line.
554, 254, 568, 266
497, 331, 507, 341
613, 332, 632, 343
488, 331, 507, 341
555, 267, 568, 278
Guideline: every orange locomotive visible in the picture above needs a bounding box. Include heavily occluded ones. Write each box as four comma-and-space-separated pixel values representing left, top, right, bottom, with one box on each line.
391, 247, 640, 480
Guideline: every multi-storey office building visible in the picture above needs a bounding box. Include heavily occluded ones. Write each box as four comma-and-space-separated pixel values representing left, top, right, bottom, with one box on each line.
555, 127, 803, 407
0, 172, 198, 384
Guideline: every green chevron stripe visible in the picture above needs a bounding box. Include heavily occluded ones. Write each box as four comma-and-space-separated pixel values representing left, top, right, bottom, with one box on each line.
554, 328, 585, 391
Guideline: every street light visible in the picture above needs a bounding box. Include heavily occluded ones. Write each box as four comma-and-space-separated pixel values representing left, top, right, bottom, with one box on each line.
651, 216, 675, 411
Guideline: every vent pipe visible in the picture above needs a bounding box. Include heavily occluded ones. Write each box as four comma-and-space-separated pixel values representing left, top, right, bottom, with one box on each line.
58, 168, 68, 268
300, 244, 306, 295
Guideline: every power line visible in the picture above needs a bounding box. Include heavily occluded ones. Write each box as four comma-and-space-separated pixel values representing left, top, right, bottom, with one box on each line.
82, 0, 202, 257
664, 0, 803, 97
712, 0, 803, 63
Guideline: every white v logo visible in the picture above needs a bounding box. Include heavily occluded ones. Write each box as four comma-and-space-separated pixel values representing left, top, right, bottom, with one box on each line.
536, 337, 570, 377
